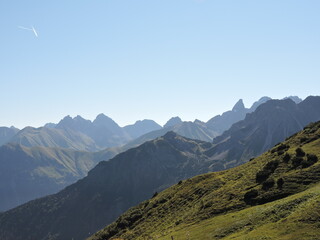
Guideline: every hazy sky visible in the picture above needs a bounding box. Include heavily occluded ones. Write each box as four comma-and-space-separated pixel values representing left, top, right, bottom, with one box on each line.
1, 1, 319, 128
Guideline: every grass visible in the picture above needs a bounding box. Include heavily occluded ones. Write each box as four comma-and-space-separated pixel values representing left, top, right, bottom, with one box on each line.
156, 183, 320, 240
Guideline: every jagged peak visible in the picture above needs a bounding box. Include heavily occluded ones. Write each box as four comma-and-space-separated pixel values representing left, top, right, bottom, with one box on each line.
62, 115, 72, 121
164, 117, 182, 128
93, 113, 115, 123
232, 99, 245, 112
74, 115, 85, 120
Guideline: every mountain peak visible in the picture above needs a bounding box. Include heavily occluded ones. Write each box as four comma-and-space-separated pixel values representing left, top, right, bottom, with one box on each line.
164, 117, 182, 128
123, 119, 162, 139
283, 96, 302, 104
162, 131, 178, 140
250, 96, 272, 111
232, 99, 245, 112
95, 113, 109, 120
93, 114, 118, 127
74, 115, 86, 121
62, 115, 72, 121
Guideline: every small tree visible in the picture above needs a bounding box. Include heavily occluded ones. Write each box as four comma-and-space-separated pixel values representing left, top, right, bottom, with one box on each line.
277, 178, 284, 189
302, 154, 319, 168
244, 189, 259, 205
307, 154, 318, 164
292, 156, 303, 168
262, 178, 275, 190
295, 147, 305, 157
283, 153, 291, 163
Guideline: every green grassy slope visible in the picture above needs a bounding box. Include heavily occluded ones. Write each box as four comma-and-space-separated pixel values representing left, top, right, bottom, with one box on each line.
90, 121, 320, 240
156, 183, 320, 240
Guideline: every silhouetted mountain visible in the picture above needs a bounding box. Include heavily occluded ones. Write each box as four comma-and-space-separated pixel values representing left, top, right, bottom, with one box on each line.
163, 117, 182, 128
90, 121, 320, 240
123, 120, 161, 139
207, 96, 320, 168
0, 127, 19, 146
9, 127, 99, 151
0, 143, 116, 212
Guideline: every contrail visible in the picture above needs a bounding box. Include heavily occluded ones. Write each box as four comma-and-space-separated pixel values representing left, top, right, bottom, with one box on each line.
18, 25, 38, 37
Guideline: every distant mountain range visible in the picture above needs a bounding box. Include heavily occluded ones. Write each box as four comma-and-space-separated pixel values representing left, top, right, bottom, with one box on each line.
206, 95, 302, 135
0, 96, 302, 152
117, 96, 304, 151
9, 126, 99, 151
0, 143, 117, 212
0, 115, 162, 152
0, 96, 318, 240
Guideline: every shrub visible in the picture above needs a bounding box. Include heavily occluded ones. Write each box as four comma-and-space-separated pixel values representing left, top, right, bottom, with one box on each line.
307, 154, 318, 164
277, 144, 289, 152
256, 160, 279, 183
265, 160, 279, 171
256, 170, 271, 183
283, 153, 291, 163
296, 147, 305, 157
277, 150, 284, 156
302, 154, 319, 168
300, 137, 308, 143
292, 156, 303, 168
244, 189, 259, 205
262, 178, 275, 190
277, 178, 284, 189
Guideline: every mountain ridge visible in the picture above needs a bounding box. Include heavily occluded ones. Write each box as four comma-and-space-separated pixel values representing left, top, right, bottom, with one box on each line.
89, 120, 320, 240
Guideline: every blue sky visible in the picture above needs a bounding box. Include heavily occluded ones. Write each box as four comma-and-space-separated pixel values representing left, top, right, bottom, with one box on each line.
1, 1, 319, 128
